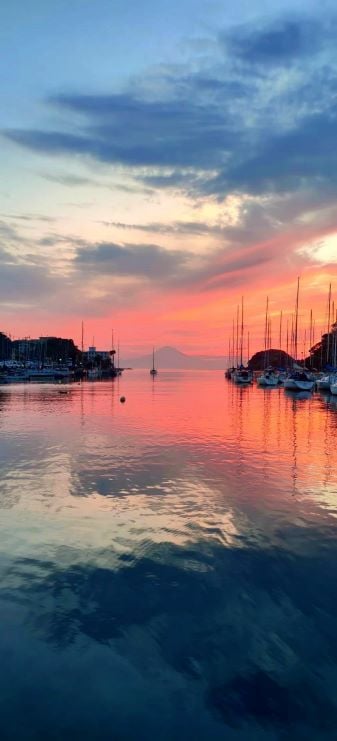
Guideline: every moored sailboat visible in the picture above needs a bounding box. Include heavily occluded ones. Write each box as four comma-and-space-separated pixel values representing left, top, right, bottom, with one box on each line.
284, 370, 315, 391
232, 368, 253, 384
150, 348, 158, 376
282, 278, 315, 390
257, 369, 279, 386
316, 373, 332, 391
257, 298, 278, 386
330, 374, 337, 395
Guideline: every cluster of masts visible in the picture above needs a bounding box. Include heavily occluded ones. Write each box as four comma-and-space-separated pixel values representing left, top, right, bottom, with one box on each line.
228, 279, 337, 370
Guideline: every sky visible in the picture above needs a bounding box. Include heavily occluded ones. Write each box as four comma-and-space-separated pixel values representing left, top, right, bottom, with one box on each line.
1, 0, 337, 357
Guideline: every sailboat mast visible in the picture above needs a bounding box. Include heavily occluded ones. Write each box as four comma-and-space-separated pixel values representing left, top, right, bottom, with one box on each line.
240, 296, 244, 366
232, 318, 235, 368
236, 305, 239, 367
111, 328, 115, 369
327, 283, 332, 365
294, 277, 300, 364
264, 296, 269, 370
279, 310, 282, 366
332, 300, 335, 366
326, 283, 331, 363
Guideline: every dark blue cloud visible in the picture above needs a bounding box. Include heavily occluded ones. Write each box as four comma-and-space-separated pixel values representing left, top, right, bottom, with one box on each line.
96, 220, 224, 236
0, 264, 56, 302
73, 234, 282, 293
6, 93, 237, 169
206, 109, 337, 197
75, 241, 192, 279
3, 13, 337, 202
225, 18, 320, 66
6, 129, 90, 155
140, 170, 201, 191
0, 240, 58, 305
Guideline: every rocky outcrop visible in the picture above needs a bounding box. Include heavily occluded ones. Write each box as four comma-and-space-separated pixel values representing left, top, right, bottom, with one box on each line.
248, 349, 294, 371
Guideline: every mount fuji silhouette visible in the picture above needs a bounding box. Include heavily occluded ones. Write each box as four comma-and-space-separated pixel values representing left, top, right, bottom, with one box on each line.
122, 346, 226, 370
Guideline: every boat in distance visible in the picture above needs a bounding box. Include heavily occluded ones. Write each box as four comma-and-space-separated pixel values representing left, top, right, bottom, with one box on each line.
150, 348, 158, 376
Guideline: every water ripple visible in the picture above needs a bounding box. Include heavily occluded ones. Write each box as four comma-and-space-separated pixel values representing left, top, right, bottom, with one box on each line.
0, 373, 337, 738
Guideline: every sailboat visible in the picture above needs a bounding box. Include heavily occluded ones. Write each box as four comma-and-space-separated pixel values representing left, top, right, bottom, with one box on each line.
317, 373, 332, 391
257, 298, 279, 387
150, 348, 158, 376
232, 298, 253, 384
284, 278, 315, 391
330, 373, 337, 395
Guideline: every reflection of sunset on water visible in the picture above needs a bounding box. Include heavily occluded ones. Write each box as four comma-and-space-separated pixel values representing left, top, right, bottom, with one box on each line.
4, 2, 337, 735
1, 374, 337, 551
1, 374, 337, 738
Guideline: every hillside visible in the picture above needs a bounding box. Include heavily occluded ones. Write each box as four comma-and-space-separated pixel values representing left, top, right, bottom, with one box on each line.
248, 349, 294, 371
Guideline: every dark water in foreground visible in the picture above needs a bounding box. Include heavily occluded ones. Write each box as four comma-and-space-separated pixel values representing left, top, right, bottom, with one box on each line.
1, 372, 337, 740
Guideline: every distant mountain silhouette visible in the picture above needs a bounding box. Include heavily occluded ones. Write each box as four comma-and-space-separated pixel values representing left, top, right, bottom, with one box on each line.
123, 346, 226, 370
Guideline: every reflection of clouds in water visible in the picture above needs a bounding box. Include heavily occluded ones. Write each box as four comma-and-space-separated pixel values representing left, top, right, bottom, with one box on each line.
1, 377, 337, 737
2, 379, 337, 509
2, 535, 337, 735
0, 449, 75, 510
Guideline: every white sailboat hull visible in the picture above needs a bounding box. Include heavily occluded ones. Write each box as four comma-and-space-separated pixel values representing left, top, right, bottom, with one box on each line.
283, 378, 297, 389
257, 375, 278, 387
293, 380, 315, 391
317, 376, 331, 390
284, 371, 315, 391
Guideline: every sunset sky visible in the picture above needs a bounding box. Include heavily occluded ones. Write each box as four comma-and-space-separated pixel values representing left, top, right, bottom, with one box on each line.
1, 0, 337, 357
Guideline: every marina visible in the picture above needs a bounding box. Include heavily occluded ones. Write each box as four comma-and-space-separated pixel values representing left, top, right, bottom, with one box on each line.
225, 280, 337, 395
3, 1, 337, 735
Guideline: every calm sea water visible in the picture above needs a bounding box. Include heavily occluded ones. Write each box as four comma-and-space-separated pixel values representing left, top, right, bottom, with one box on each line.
1, 372, 337, 740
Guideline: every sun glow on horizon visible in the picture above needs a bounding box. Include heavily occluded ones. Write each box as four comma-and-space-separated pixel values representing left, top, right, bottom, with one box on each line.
1, 3, 337, 354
